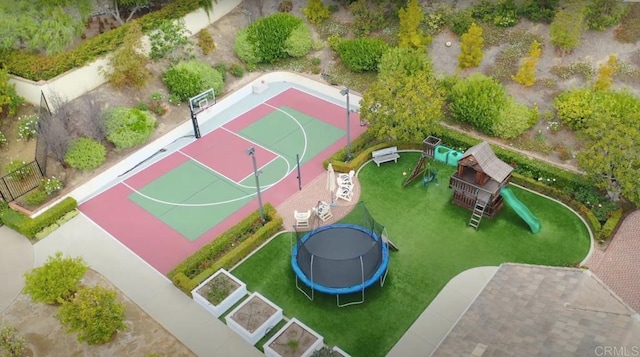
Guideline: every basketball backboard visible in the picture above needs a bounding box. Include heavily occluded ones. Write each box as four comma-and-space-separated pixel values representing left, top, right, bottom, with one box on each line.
189, 88, 216, 116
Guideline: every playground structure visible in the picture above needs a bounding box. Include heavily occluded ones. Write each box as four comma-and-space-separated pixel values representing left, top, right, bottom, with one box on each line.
404, 136, 541, 232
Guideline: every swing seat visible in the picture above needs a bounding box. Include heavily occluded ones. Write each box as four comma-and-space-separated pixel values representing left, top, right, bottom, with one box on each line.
423, 171, 437, 187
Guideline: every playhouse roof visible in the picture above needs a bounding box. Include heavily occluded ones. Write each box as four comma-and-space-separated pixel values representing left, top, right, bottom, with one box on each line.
460, 141, 513, 183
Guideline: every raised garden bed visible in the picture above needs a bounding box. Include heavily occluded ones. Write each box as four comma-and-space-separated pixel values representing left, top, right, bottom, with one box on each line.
264, 318, 324, 357
225, 292, 283, 345
191, 268, 247, 318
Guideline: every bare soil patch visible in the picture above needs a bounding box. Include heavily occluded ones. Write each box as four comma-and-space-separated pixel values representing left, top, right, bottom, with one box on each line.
268, 321, 318, 357
229, 295, 277, 333
196, 273, 240, 305
0, 269, 194, 357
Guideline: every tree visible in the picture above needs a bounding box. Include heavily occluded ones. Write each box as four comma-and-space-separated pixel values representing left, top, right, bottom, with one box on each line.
398, 0, 430, 49
149, 19, 192, 62
57, 286, 127, 345
458, 23, 484, 69
103, 20, 151, 89
23, 252, 88, 305
593, 55, 618, 91
361, 48, 443, 141
512, 40, 542, 86
110, 0, 149, 25
550, 5, 585, 56
576, 91, 640, 204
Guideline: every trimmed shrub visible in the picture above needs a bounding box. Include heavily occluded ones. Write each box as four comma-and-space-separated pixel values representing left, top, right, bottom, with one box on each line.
25, 188, 49, 206
599, 209, 623, 239
162, 60, 224, 101
302, 0, 330, 24
64, 138, 107, 170
23, 252, 88, 304
57, 286, 127, 345
336, 38, 389, 73
247, 13, 303, 63
168, 204, 283, 295
284, 24, 314, 58
103, 107, 156, 149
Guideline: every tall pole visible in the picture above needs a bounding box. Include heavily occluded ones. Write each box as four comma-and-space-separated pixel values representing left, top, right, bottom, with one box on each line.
341, 88, 351, 161
246, 147, 265, 224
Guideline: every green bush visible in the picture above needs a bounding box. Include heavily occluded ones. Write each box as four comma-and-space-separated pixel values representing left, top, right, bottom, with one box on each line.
284, 24, 314, 58
103, 107, 156, 149
0, 197, 78, 238
553, 88, 596, 130
448, 73, 507, 135
517, 0, 559, 24
233, 29, 260, 65
23, 252, 88, 305
599, 208, 623, 239
471, 0, 520, 27
25, 188, 49, 206
229, 63, 245, 78
336, 38, 389, 73
64, 138, 107, 170
492, 99, 537, 139
196, 29, 215, 55
168, 204, 283, 295
57, 286, 127, 345
149, 19, 191, 61
247, 13, 303, 63
448, 8, 474, 36
162, 60, 224, 101
585, 0, 628, 31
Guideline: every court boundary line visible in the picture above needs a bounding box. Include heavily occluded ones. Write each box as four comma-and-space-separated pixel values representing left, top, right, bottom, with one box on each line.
261, 103, 309, 162
122, 181, 258, 207
267, 85, 361, 113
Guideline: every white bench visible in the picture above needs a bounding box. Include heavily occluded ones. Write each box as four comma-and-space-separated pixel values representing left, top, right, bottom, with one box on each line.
372, 146, 400, 167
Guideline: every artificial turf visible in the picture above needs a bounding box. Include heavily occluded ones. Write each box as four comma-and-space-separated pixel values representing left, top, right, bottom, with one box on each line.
231, 152, 590, 356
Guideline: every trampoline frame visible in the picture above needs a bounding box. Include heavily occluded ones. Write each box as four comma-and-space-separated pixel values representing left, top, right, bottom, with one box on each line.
292, 223, 390, 307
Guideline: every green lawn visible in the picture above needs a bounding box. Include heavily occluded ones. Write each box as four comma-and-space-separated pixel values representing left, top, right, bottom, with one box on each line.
231, 152, 590, 356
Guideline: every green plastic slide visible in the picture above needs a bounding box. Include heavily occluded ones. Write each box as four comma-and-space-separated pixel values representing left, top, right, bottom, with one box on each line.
500, 187, 541, 234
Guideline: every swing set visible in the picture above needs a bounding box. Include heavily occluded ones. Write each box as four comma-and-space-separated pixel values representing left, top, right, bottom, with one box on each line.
401, 153, 438, 188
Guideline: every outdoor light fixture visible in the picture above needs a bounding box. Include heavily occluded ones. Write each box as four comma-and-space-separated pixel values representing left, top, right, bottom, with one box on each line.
340, 87, 351, 161
246, 147, 265, 224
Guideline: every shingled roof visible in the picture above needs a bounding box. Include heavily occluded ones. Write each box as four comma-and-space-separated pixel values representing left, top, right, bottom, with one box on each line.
460, 141, 513, 183
433, 264, 640, 357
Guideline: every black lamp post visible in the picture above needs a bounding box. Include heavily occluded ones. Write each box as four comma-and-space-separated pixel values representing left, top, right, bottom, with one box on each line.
340, 88, 351, 161
246, 147, 265, 224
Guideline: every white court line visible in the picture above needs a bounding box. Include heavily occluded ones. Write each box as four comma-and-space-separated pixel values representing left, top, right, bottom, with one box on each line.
219, 126, 283, 159
262, 103, 308, 163
237, 155, 281, 184
266, 85, 361, 112
177, 149, 244, 187
122, 181, 257, 207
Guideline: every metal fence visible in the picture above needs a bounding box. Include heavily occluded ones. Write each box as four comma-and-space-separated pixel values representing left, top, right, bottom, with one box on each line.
0, 161, 44, 202
36, 91, 51, 176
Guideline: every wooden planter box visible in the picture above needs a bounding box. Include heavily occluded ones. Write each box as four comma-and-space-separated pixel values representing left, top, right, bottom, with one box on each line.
332, 346, 351, 357
263, 318, 324, 357
225, 292, 283, 345
191, 269, 247, 318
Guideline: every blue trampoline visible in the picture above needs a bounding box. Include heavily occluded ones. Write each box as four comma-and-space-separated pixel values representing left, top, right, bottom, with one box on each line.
292, 222, 389, 307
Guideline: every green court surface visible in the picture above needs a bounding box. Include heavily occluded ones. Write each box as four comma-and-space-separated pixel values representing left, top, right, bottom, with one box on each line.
129, 106, 344, 241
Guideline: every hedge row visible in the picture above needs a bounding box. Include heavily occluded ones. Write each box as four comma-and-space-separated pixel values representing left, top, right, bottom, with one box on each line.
1, 0, 210, 80
168, 203, 283, 295
324, 124, 625, 240
0, 197, 78, 239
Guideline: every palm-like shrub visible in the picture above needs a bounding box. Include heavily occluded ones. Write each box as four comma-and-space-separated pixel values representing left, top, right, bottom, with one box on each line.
162, 61, 224, 101
103, 107, 156, 149
64, 137, 107, 170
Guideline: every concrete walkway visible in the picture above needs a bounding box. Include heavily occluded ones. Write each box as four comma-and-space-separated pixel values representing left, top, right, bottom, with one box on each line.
0, 226, 33, 313
387, 267, 498, 357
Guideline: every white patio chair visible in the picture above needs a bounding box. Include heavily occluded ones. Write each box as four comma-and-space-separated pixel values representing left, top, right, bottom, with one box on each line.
313, 201, 333, 222
337, 170, 355, 189
335, 186, 353, 202
294, 210, 311, 229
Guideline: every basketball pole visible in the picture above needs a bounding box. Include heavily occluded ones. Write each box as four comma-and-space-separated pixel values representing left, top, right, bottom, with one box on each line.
296, 154, 302, 190
246, 147, 265, 224
190, 110, 201, 139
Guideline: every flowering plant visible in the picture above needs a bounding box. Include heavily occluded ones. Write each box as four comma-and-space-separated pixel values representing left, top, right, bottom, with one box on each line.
17, 114, 38, 141
0, 131, 7, 147
41, 176, 63, 196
